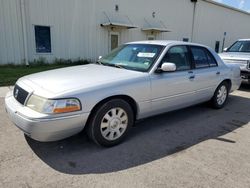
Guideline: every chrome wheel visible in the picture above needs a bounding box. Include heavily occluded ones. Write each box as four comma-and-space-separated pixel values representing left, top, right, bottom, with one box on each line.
217, 85, 227, 105
100, 107, 128, 141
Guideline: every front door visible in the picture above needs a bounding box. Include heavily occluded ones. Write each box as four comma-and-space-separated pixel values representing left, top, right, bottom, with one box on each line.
150, 45, 197, 114
147, 35, 156, 40
110, 32, 120, 51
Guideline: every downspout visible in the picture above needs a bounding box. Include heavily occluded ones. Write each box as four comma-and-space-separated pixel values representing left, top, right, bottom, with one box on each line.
191, 0, 197, 42
20, 0, 29, 66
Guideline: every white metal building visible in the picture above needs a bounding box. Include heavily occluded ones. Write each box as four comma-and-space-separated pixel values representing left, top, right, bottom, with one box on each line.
0, 0, 250, 65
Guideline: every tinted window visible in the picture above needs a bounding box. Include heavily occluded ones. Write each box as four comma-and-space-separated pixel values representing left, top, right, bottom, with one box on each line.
190, 47, 209, 68
227, 41, 250, 53
35, 26, 51, 53
162, 46, 191, 71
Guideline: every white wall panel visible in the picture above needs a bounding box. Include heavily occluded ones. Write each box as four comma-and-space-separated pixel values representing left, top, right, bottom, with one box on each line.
0, 0, 24, 64
193, 0, 250, 52
0, 0, 250, 64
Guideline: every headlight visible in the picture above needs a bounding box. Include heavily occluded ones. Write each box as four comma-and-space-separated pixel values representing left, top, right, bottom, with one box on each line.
26, 95, 81, 114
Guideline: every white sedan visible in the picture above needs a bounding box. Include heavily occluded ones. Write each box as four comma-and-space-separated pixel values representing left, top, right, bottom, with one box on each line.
5, 41, 241, 147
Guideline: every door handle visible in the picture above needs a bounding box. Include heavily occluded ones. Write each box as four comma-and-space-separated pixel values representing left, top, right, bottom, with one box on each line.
216, 71, 221, 75
189, 75, 195, 80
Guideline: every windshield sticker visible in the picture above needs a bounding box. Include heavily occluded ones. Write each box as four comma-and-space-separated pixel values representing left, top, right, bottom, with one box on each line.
137, 52, 156, 58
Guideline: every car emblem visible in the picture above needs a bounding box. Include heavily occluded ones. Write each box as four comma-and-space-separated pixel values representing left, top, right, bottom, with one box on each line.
14, 89, 19, 98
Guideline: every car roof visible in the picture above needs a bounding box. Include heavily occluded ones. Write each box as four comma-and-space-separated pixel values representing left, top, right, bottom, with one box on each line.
238, 39, 250, 41
127, 40, 207, 48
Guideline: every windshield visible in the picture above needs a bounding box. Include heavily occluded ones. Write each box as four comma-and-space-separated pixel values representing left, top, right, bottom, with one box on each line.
227, 41, 250, 53
98, 44, 164, 72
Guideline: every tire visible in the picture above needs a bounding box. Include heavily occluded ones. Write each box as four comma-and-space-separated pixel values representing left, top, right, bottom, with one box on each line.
87, 99, 134, 147
211, 81, 229, 109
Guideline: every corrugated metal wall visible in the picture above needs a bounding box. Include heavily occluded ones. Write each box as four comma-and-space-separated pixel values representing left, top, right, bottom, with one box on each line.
194, 0, 250, 52
0, 0, 24, 64
0, 0, 250, 64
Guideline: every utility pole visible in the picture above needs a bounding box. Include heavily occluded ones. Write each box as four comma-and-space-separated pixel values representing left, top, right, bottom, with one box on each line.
191, 0, 197, 42
20, 0, 29, 66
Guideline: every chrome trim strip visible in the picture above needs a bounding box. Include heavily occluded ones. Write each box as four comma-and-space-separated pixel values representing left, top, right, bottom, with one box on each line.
16, 112, 87, 122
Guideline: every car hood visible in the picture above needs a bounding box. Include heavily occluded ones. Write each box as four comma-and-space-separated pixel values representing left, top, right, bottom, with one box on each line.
18, 64, 145, 96
219, 52, 250, 60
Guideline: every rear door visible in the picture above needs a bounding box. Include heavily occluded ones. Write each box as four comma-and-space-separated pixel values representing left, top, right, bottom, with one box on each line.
189, 46, 221, 100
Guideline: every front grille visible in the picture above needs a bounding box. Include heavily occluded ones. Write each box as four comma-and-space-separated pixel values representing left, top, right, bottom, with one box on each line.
13, 85, 29, 105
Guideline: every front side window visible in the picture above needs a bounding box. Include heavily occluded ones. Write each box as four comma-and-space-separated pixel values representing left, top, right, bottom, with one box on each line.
227, 41, 250, 53
162, 45, 191, 71
35, 26, 51, 53
99, 44, 164, 72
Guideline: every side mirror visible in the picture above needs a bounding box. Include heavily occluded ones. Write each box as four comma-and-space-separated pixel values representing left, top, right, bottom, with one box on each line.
98, 56, 102, 60
156, 62, 176, 73
223, 48, 228, 52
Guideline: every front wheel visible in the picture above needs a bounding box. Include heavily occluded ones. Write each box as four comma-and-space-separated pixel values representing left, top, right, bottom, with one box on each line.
211, 81, 229, 109
87, 99, 134, 147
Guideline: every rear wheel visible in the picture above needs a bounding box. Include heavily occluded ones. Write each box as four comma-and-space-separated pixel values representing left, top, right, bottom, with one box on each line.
87, 99, 134, 147
211, 81, 229, 109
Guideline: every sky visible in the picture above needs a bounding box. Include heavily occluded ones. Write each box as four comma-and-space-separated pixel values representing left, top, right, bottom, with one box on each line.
213, 0, 250, 12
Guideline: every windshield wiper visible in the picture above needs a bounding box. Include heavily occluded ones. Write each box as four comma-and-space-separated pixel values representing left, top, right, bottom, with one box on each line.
96, 60, 128, 69
96, 61, 104, 65
101, 63, 126, 69
114, 64, 126, 69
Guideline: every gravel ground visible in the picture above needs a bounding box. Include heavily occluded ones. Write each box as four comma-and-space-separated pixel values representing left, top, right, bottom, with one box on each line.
0, 85, 250, 188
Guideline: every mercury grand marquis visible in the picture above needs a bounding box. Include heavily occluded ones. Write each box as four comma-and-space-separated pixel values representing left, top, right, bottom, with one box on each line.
5, 41, 241, 147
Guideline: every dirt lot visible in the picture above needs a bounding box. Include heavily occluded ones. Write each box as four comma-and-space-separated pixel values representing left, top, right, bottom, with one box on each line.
0, 85, 250, 188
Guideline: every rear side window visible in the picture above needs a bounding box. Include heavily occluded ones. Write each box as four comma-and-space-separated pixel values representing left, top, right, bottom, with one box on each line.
190, 47, 217, 68
162, 45, 191, 71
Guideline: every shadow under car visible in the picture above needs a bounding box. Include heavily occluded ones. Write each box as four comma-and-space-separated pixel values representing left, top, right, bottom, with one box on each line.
26, 91, 250, 175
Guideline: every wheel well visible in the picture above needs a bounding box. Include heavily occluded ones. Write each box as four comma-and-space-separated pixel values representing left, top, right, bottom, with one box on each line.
223, 79, 232, 91
87, 95, 138, 123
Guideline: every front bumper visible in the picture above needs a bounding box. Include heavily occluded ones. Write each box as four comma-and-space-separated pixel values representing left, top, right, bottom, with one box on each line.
241, 70, 250, 78
241, 71, 250, 83
5, 92, 90, 142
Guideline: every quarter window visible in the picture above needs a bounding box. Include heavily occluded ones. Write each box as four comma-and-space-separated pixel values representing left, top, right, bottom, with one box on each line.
34, 26, 51, 53
206, 51, 217, 67
162, 46, 191, 71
